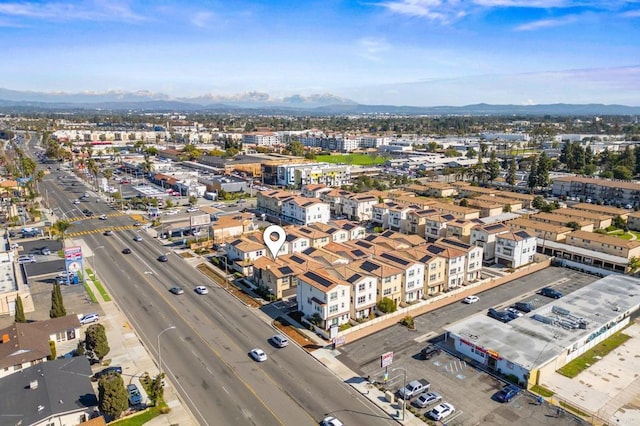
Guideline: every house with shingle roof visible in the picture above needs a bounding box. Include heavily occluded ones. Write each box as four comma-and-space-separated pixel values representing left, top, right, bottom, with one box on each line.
495, 230, 537, 268
297, 270, 351, 331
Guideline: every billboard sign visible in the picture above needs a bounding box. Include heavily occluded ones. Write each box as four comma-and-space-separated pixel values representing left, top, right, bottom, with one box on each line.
190, 213, 211, 228
380, 351, 394, 368
64, 246, 84, 285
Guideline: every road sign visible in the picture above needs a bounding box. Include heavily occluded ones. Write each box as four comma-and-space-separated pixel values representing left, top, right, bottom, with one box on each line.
381, 351, 394, 368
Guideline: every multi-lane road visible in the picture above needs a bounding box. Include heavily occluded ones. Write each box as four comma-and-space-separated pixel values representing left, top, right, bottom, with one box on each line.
26, 138, 393, 425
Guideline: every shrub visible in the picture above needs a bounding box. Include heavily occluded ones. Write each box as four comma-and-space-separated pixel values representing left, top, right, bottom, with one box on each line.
376, 297, 397, 313
400, 316, 415, 329
48, 340, 56, 360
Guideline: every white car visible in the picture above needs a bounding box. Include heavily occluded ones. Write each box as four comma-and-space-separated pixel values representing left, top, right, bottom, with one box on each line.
18, 255, 36, 264
99, 214, 108, 220
79, 313, 100, 325
249, 348, 267, 362
271, 334, 289, 348
506, 307, 523, 318
414, 392, 442, 408
186, 207, 199, 213
321, 416, 344, 426
463, 295, 480, 304
133, 235, 143, 242
427, 403, 455, 421
72, 199, 80, 204
165, 210, 179, 216
195, 286, 209, 295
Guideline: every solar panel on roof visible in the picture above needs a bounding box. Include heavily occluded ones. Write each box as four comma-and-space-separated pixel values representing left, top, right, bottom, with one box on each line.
441, 238, 470, 249
302, 248, 315, 255
352, 249, 366, 257
382, 230, 394, 237
381, 252, 410, 266
485, 223, 504, 231
515, 230, 531, 238
427, 245, 445, 255
360, 261, 380, 273
279, 266, 294, 275
290, 255, 306, 264
304, 271, 334, 288
365, 235, 376, 241
355, 240, 372, 248
346, 273, 362, 283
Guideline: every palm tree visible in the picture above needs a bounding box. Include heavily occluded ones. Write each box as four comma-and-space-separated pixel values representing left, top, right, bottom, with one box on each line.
103, 169, 113, 201
52, 220, 72, 245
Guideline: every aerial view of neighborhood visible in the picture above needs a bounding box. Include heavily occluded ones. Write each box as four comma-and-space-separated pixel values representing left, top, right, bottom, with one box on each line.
1, 1, 640, 426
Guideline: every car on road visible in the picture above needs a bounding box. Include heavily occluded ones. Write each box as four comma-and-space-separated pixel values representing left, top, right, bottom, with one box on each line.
83, 210, 94, 217
18, 255, 36, 264
169, 287, 184, 295
120, 179, 130, 184
165, 209, 179, 215
513, 301, 534, 313
133, 221, 142, 227
186, 206, 199, 213
79, 313, 100, 325
92, 366, 122, 381
413, 392, 442, 408
271, 334, 289, 348
103, 230, 114, 236
99, 214, 108, 220
420, 344, 442, 360
122, 247, 132, 254
540, 287, 563, 299
494, 384, 520, 403
40, 248, 51, 255
320, 416, 344, 426
249, 348, 267, 362
426, 402, 455, 421
127, 384, 142, 406
72, 199, 80, 204
133, 235, 143, 242
463, 295, 480, 304
158, 254, 169, 262
195, 286, 209, 295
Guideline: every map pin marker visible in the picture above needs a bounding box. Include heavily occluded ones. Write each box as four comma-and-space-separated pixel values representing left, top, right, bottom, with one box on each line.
264, 225, 287, 260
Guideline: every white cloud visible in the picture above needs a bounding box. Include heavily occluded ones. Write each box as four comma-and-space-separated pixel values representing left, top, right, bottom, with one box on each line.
0, 0, 146, 23
515, 15, 577, 30
357, 37, 390, 61
191, 11, 214, 28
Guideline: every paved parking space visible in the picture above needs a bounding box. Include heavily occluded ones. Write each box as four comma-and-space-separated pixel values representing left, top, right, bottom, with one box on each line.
336, 267, 598, 425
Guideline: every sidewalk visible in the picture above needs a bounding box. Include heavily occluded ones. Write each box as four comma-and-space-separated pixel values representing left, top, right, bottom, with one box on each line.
84, 280, 196, 425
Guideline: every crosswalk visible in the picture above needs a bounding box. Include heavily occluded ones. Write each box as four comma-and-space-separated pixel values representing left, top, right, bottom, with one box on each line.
66, 212, 129, 222
66, 224, 139, 237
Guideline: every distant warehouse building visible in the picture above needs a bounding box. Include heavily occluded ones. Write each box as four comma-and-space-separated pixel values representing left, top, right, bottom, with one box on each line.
444, 274, 640, 387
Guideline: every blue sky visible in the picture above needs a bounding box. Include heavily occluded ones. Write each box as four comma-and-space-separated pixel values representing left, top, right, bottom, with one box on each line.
0, 0, 639, 106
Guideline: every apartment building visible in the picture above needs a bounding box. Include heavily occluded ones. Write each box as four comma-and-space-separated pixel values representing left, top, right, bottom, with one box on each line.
401, 248, 447, 295
242, 132, 281, 146
291, 226, 331, 248
445, 219, 477, 243
422, 182, 458, 198
308, 222, 350, 243
253, 253, 322, 299
281, 196, 331, 225
552, 176, 640, 206
387, 204, 415, 231
474, 195, 524, 212
297, 270, 351, 331
495, 230, 537, 268
301, 184, 332, 198
508, 217, 573, 242
276, 163, 351, 188
424, 243, 467, 290
425, 214, 455, 241
330, 220, 366, 240
377, 252, 425, 302
470, 223, 510, 262
436, 238, 484, 283
529, 212, 595, 232
349, 258, 404, 307
465, 199, 505, 218
327, 266, 378, 320
553, 208, 612, 229
403, 209, 439, 236
570, 202, 630, 220
226, 235, 267, 275
564, 230, 640, 260
431, 202, 481, 220
627, 211, 640, 232
341, 193, 379, 221
257, 190, 295, 217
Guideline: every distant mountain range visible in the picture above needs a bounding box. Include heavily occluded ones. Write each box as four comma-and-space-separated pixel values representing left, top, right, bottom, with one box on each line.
0, 88, 639, 116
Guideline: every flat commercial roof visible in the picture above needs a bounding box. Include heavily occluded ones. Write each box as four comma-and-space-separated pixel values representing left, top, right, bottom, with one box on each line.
445, 274, 640, 371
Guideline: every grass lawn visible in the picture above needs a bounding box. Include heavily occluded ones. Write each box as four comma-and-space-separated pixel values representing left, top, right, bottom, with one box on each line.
85, 268, 112, 302
110, 403, 167, 425
530, 385, 554, 397
83, 282, 98, 303
316, 153, 387, 165
557, 332, 631, 378
607, 229, 634, 240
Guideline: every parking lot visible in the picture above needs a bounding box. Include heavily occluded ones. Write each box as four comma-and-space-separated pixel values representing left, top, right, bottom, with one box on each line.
336, 267, 599, 425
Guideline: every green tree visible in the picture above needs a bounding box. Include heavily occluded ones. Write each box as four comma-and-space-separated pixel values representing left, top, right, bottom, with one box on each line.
613, 165, 632, 180
486, 151, 500, 182
376, 297, 397, 314
98, 373, 128, 419
288, 140, 304, 156
188, 195, 198, 206
566, 221, 580, 231
49, 284, 66, 318
14, 295, 26, 323
49, 340, 56, 360
444, 148, 461, 157
503, 204, 512, 213
506, 157, 517, 186
535, 151, 551, 188
459, 198, 469, 207
52, 220, 72, 245
146, 372, 166, 406
466, 147, 477, 159
527, 156, 538, 190
85, 323, 110, 360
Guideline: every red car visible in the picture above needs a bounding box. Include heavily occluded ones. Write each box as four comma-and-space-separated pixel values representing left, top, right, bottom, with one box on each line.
120, 179, 130, 184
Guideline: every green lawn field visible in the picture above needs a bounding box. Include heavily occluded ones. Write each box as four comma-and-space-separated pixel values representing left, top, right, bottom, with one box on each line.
315, 153, 388, 165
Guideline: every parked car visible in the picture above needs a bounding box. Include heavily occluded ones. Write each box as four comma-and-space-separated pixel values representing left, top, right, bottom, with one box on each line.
427, 403, 455, 421
249, 348, 267, 362
92, 366, 122, 381
122, 247, 132, 254
321, 416, 344, 426
463, 295, 480, 304
169, 287, 184, 295
127, 384, 143, 405
80, 313, 100, 325
40, 248, 51, 255
505, 307, 523, 319
195, 286, 209, 295
186, 206, 199, 213
18, 255, 36, 264
397, 379, 430, 400
495, 384, 520, 403
420, 344, 441, 360
540, 287, 563, 299
271, 334, 289, 348
513, 301, 534, 313
413, 392, 442, 408
487, 308, 512, 323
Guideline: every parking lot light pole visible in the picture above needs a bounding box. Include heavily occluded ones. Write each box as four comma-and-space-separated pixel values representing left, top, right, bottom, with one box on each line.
157, 326, 176, 376
392, 367, 407, 421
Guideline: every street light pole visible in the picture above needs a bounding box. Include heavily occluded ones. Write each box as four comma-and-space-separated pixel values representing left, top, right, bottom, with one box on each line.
392, 367, 407, 421
157, 326, 176, 376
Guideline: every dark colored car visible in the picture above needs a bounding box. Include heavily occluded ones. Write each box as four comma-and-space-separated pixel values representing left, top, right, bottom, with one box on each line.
540, 287, 563, 299
487, 308, 512, 323
92, 366, 122, 381
513, 301, 534, 313
104, 230, 114, 236
122, 247, 132, 254
158, 254, 169, 262
169, 286, 184, 295
421, 344, 442, 360
495, 384, 520, 403
127, 384, 142, 405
